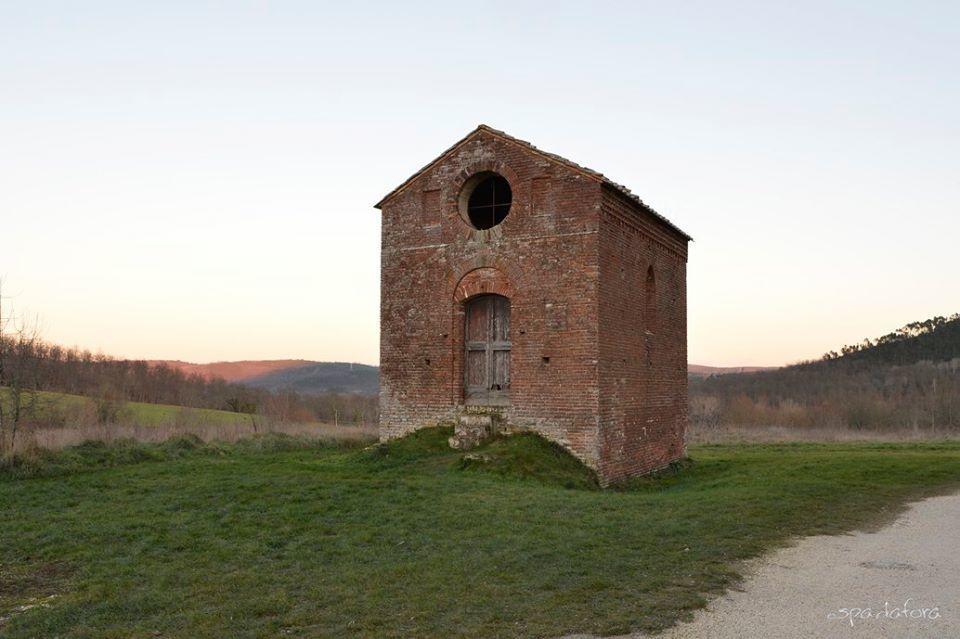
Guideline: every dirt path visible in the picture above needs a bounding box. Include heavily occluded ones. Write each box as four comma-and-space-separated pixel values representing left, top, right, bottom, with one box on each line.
567, 492, 960, 639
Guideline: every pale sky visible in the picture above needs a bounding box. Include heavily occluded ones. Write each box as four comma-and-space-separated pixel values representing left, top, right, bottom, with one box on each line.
2, 1, 958, 367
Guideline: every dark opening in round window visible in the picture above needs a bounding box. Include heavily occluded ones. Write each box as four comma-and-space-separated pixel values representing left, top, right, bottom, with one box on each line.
463, 173, 512, 230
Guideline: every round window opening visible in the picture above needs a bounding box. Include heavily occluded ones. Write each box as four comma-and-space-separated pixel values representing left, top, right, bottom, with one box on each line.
460, 173, 512, 230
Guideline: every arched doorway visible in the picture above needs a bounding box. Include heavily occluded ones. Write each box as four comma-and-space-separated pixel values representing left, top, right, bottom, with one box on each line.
464, 294, 511, 404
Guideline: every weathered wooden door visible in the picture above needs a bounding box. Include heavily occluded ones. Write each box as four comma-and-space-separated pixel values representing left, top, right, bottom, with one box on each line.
464, 295, 511, 403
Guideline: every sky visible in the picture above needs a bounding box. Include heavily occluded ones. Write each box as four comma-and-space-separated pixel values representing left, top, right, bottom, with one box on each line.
2, 1, 958, 367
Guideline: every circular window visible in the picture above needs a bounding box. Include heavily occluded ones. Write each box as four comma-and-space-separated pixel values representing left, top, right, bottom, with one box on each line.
459, 172, 512, 230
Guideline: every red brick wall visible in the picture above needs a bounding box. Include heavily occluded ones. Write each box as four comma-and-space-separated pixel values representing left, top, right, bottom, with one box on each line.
597, 187, 688, 482
378, 128, 688, 482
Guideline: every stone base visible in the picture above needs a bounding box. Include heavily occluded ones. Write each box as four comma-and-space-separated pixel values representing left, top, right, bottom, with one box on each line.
448, 409, 503, 450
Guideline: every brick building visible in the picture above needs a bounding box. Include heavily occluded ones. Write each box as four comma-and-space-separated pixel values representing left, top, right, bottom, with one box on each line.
375, 125, 691, 484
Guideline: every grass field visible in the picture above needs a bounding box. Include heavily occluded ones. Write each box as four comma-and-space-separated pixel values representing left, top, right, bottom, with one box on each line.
3, 428, 960, 638
0, 388, 257, 427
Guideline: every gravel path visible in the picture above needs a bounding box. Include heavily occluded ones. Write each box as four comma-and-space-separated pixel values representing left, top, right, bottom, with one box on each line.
565, 492, 959, 639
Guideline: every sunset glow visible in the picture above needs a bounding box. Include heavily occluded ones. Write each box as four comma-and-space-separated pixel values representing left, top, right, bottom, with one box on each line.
3, 2, 957, 367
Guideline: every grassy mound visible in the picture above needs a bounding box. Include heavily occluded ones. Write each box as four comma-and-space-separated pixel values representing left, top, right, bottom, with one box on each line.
365, 426, 599, 489
456, 432, 599, 490
362, 425, 454, 462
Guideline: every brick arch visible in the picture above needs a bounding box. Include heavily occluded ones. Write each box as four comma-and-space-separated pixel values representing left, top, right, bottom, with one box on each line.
452, 158, 522, 197
447, 251, 525, 301
453, 266, 514, 303
450, 266, 515, 407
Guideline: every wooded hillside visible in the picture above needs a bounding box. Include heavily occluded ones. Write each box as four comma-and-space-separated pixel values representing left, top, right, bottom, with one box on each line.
691, 314, 960, 431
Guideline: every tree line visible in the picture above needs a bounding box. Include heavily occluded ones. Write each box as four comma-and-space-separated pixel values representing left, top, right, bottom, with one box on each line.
692, 313, 960, 432
819, 313, 960, 365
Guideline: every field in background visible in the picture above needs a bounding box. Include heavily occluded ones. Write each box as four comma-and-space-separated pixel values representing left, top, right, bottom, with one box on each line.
2, 388, 255, 427
1, 388, 376, 454
16, 421, 378, 454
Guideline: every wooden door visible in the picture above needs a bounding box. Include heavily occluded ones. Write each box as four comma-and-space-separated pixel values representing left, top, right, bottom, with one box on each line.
464, 295, 511, 403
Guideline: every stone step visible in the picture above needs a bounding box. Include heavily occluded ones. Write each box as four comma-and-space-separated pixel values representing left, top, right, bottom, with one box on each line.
449, 413, 497, 450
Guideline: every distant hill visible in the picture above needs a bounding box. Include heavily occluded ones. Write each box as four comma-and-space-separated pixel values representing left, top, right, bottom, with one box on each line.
243, 362, 379, 395
148, 360, 312, 383
150, 359, 378, 395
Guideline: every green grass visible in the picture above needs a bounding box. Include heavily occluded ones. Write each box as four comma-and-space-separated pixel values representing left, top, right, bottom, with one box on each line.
0, 387, 255, 427
124, 398, 254, 426
0, 433, 347, 481
3, 428, 960, 638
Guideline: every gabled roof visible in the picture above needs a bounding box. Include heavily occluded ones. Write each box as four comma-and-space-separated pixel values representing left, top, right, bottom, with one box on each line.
375, 124, 692, 241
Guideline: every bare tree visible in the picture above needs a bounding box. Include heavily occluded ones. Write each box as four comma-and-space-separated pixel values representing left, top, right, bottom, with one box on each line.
0, 283, 44, 454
